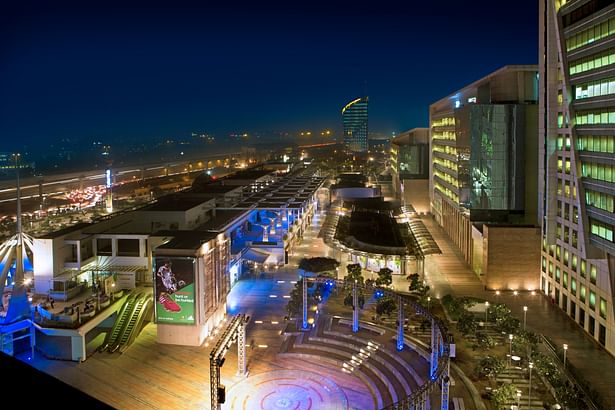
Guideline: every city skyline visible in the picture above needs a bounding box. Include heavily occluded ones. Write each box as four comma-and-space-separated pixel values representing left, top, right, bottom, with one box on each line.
1, 1, 538, 152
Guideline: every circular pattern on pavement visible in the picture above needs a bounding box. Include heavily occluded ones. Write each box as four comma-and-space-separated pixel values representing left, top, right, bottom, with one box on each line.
224, 369, 349, 410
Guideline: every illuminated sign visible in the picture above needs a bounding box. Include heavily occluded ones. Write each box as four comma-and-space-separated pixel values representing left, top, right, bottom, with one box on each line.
154, 257, 196, 325
105, 169, 112, 188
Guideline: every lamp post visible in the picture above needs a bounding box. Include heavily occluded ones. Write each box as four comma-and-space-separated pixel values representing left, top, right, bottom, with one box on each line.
427, 296, 431, 311
516, 391, 521, 409
563, 343, 568, 368
485, 301, 490, 322
528, 362, 533, 410
523, 306, 528, 331
509, 334, 514, 366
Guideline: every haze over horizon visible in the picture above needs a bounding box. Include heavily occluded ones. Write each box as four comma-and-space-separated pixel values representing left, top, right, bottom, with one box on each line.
1, 1, 538, 151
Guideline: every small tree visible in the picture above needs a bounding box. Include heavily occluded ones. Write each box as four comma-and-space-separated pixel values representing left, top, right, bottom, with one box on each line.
286, 281, 303, 317
376, 297, 397, 317
343, 291, 365, 309
407, 273, 421, 292
491, 383, 517, 408
475, 355, 506, 379
298, 257, 339, 273
457, 311, 478, 335
512, 330, 540, 359
375, 267, 393, 287
345, 263, 364, 285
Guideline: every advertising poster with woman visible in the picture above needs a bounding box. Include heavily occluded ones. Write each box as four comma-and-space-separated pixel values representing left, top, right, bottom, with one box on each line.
154, 257, 195, 325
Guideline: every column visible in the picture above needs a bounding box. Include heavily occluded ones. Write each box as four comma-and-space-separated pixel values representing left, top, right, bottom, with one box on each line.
397, 296, 404, 351
440, 359, 450, 410
237, 316, 247, 376
430, 318, 438, 379
302, 275, 308, 329
352, 281, 359, 333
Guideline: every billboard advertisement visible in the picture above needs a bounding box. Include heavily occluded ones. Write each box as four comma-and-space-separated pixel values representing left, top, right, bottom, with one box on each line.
154, 257, 195, 325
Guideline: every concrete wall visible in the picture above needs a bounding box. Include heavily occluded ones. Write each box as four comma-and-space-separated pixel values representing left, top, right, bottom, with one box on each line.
483, 225, 541, 291
401, 179, 430, 214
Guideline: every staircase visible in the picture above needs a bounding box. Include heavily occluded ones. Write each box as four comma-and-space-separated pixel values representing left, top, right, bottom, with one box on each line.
112, 294, 153, 353
99, 292, 152, 353
98, 293, 140, 352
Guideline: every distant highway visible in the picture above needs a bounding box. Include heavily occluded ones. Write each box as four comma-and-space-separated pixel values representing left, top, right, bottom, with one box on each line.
0, 152, 241, 216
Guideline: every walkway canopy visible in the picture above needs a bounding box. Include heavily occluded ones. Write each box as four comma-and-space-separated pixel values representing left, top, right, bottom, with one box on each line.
241, 249, 270, 264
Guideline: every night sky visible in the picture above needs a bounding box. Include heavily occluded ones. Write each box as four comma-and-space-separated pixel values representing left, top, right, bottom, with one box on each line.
1, 1, 538, 150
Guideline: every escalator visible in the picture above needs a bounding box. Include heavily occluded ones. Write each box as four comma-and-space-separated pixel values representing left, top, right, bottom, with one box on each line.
111, 294, 153, 353
98, 292, 141, 352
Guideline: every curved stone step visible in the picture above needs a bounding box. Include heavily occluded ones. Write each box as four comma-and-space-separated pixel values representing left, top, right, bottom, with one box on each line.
324, 329, 427, 388
290, 342, 399, 406
279, 351, 384, 409
309, 334, 414, 393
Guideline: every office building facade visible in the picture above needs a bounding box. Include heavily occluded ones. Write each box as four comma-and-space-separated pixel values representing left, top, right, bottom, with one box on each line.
390, 128, 430, 214
539, 0, 615, 353
342, 97, 369, 152
430, 66, 541, 289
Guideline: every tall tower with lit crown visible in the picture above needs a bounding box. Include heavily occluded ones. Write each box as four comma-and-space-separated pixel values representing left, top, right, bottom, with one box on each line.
342, 97, 368, 152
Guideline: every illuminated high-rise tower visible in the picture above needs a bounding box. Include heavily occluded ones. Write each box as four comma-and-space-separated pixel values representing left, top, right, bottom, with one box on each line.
342, 97, 368, 152
539, 0, 615, 354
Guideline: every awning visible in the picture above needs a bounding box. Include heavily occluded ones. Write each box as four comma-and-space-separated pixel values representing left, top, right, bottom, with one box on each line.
242, 249, 270, 264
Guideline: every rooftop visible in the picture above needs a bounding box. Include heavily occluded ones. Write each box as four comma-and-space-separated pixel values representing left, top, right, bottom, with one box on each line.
155, 230, 218, 251
196, 209, 249, 231
222, 169, 273, 181
40, 222, 92, 239
141, 195, 213, 212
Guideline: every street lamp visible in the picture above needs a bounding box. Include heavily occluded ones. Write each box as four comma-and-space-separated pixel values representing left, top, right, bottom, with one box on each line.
516, 391, 521, 409
427, 296, 431, 311
528, 362, 533, 410
523, 306, 528, 330
509, 334, 514, 366
563, 343, 568, 368
485, 301, 490, 322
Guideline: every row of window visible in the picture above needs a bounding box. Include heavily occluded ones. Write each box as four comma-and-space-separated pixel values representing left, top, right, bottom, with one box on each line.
432, 130, 456, 141
566, 17, 615, 52
543, 255, 600, 301
544, 242, 594, 280
557, 157, 572, 174
434, 170, 459, 187
590, 218, 614, 242
556, 222, 579, 248
556, 178, 578, 200
544, 267, 605, 318
575, 108, 615, 125
432, 144, 457, 156
577, 134, 615, 153
432, 117, 455, 127
434, 183, 458, 203
557, 134, 572, 151
433, 157, 458, 172
586, 189, 615, 213
581, 161, 615, 183
556, 200, 580, 224
544, 276, 607, 345
570, 47, 615, 75
575, 76, 615, 99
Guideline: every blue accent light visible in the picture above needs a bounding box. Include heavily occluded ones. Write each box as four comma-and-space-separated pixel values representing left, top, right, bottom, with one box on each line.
454, 100, 461, 108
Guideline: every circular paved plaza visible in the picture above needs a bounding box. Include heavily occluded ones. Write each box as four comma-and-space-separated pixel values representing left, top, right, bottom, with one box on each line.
223, 369, 349, 410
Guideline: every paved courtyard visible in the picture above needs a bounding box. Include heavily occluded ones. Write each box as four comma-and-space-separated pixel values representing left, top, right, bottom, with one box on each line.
20, 210, 451, 410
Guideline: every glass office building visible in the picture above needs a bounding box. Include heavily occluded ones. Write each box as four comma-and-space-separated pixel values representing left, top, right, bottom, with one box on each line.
539, 0, 615, 354
342, 97, 369, 152
430, 66, 539, 264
